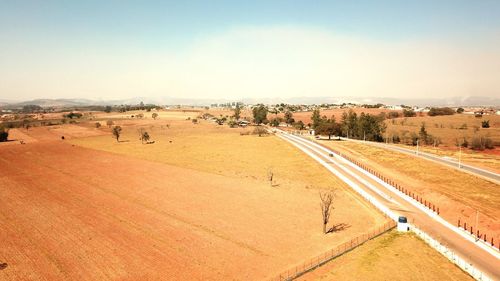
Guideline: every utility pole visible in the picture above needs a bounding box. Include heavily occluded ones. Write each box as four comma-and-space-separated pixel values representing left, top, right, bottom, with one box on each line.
458, 144, 462, 169
363, 131, 366, 141
475, 210, 479, 240
416, 139, 419, 155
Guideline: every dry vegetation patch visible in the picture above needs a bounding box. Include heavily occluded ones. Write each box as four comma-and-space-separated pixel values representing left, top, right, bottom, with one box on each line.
70, 120, 351, 191
386, 114, 500, 149
319, 140, 500, 240
297, 230, 472, 281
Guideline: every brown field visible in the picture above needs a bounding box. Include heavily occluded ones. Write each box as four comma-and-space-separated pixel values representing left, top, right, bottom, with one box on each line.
70, 120, 353, 190
298, 230, 472, 281
318, 139, 500, 241
0, 112, 482, 280
0, 118, 387, 280
386, 114, 500, 148
92, 109, 201, 121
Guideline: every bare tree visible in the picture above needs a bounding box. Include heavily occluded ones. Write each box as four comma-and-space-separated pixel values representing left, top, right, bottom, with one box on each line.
320, 191, 335, 234
267, 168, 274, 186
140, 131, 150, 144
112, 126, 122, 142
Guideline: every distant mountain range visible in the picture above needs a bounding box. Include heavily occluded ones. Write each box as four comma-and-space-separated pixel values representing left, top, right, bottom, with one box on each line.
1, 96, 498, 108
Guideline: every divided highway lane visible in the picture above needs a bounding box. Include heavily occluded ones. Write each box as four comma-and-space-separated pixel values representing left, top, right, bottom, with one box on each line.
339, 137, 500, 183
276, 131, 500, 280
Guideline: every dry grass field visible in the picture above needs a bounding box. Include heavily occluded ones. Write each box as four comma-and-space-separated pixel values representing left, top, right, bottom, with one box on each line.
0, 118, 388, 280
386, 114, 500, 148
318, 139, 500, 241
395, 143, 500, 172
0, 111, 485, 280
71, 119, 353, 191
298, 230, 472, 281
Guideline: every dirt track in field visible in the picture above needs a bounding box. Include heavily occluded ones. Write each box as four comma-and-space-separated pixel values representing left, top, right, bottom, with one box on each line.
0, 139, 384, 280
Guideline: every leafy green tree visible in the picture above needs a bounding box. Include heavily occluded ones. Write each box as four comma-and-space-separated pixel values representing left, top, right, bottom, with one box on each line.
104, 106, 112, 113
284, 111, 294, 125
293, 120, 305, 130
252, 104, 268, 125
315, 117, 341, 139
419, 123, 428, 144
311, 109, 321, 129
456, 107, 464, 113
269, 118, 280, 127
233, 103, 241, 120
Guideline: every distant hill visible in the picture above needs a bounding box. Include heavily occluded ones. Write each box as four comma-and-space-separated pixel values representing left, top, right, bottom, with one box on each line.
1, 95, 498, 108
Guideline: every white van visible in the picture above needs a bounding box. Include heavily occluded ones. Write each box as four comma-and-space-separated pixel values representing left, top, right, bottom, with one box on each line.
397, 216, 409, 232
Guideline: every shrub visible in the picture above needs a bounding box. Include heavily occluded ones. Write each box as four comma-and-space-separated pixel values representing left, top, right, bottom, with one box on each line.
388, 111, 400, 119
269, 118, 280, 127
63, 112, 83, 119
95, 122, 101, 128
106, 120, 114, 128
0, 127, 8, 142
456, 107, 464, 113
293, 120, 305, 130
428, 107, 455, 116
252, 126, 269, 137
402, 109, 416, 117
471, 135, 494, 150
456, 137, 468, 148
227, 119, 238, 128
392, 134, 401, 143
481, 120, 490, 128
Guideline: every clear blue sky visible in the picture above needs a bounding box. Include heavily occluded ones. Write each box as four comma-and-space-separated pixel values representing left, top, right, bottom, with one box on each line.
1, 0, 499, 100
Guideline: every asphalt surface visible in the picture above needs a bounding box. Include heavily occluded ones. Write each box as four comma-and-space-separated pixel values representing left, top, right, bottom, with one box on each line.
339, 137, 500, 183
277, 131, 500, 280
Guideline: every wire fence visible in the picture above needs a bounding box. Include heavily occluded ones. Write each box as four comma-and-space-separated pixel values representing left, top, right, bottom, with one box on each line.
269, 221, 396, 281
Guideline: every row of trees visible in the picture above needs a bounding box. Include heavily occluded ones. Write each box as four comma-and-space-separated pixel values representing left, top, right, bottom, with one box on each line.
312, 109, 387, 141
251, 104, 305, 130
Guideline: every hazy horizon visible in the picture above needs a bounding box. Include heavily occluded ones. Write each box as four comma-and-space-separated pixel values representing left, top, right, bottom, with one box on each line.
1, 1, 500, 101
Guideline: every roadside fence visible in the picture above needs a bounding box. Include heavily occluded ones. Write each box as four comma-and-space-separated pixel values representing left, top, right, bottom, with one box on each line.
269, 221, 396, 281
411, 225, 494, 281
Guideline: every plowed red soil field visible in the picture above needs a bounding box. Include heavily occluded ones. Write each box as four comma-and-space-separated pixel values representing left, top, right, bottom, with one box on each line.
0, 140, 384, 280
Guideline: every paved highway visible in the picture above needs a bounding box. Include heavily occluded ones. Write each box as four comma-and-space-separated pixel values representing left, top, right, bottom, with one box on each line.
339, 137, 500, 183
276, 130, 500, 280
